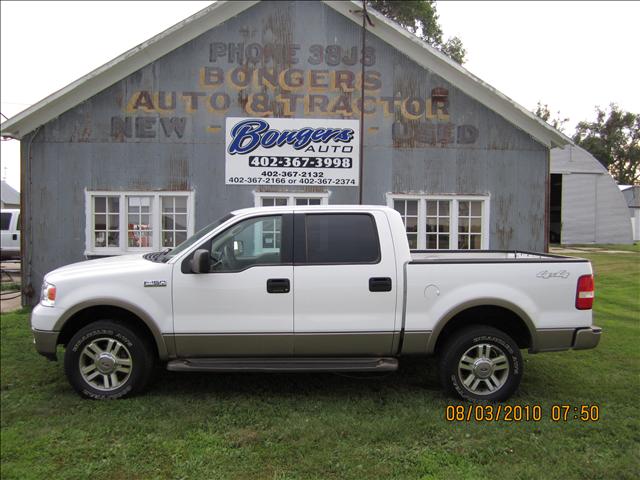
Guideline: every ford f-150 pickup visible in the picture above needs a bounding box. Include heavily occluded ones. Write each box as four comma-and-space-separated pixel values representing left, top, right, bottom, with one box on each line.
31, 205, 601, 401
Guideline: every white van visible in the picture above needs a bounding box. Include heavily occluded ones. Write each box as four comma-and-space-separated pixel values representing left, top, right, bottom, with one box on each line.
1, 209, 20, 259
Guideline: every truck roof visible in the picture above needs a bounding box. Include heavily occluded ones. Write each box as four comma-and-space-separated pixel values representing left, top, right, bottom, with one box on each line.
230, 204, 397, 216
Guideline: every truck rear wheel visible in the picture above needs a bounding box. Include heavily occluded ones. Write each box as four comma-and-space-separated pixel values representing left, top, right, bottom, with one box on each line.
64, 320, 155, 400
438, 325, 522, 402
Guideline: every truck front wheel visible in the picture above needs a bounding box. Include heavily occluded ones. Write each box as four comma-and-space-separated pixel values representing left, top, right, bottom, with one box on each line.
438, 325, 522, 402
64, 320, 155, 399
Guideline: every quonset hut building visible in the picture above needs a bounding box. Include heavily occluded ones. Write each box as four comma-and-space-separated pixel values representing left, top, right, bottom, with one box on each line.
0, 0, 569, 305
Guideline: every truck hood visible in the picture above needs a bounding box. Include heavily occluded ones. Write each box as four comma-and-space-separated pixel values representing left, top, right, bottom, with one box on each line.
45, 254, 162, 283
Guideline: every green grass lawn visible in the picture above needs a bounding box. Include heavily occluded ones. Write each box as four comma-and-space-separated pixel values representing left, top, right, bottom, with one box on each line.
2, 251, 639, 479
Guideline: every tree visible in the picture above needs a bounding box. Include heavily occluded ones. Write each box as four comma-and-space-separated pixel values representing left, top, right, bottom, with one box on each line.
572, 104, 639, 185
367, 0, 466, 64
534, 101, 569, 132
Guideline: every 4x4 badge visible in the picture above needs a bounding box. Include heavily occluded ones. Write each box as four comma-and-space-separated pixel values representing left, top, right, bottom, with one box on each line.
144, 280, 167, 287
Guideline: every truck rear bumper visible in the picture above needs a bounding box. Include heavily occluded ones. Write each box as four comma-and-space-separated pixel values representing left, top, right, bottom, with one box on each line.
572, 326, 602, 350
530, 326, 601, 353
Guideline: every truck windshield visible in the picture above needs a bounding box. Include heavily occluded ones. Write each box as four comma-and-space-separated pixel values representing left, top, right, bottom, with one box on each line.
159, 213, 235, 261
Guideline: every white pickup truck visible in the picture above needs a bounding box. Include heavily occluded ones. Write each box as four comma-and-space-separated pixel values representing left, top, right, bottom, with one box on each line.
31, 205, 601, 401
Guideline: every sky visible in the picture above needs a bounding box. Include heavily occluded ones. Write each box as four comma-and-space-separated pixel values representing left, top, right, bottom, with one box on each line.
1, 1, 639, 192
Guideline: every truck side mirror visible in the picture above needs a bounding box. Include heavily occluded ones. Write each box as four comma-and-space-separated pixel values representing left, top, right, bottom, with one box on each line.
191, 249, 211, 274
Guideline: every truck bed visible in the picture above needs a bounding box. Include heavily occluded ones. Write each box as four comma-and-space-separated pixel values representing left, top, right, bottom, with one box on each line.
410, 250, 588, 263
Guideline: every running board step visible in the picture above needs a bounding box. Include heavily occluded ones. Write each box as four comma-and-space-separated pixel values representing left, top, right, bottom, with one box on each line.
166, 357, 398, 373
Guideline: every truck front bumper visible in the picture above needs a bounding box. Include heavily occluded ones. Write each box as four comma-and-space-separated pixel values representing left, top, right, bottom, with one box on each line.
31, 304, 62, 361
32, 329, 59, 361
531, 326, 602, 353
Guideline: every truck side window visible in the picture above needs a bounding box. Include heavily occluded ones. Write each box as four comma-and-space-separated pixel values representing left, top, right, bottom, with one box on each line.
0, 212, 11, 231
304, 214, 380, 264
209, 215, 285, 272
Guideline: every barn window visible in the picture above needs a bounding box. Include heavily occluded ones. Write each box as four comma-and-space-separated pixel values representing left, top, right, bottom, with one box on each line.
86, 191, 194, 255
388, 194, 489, 250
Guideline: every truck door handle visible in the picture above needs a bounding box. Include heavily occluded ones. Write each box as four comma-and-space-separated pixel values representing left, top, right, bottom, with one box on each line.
12, 234, 17, 240
267, 278, 290, 293
369, 277, 392, 292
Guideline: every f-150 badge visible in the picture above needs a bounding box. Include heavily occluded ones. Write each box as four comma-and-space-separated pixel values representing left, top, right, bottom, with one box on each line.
536, 270, 570, 279
144, 280, 167, 287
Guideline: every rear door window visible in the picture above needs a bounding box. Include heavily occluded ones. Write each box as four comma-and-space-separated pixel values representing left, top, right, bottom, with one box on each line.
304, 214, 380, 264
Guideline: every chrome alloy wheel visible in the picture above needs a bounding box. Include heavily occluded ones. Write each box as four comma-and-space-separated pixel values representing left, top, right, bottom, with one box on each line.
457, 343, 510, 395
79, 337, 133, 391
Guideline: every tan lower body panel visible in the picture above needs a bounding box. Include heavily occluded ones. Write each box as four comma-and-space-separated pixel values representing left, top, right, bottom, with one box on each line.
168, 332, 395, 357
173, 333, 294, 357
400, 331, 432, 355
293, 332, 394, 356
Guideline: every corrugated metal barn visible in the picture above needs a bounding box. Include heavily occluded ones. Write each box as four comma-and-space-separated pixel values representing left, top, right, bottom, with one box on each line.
1, 0, 568, 305
549, 145, 633, 244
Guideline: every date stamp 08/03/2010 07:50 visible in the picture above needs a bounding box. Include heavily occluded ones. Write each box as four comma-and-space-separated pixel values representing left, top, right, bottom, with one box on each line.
445, 404, 601, 423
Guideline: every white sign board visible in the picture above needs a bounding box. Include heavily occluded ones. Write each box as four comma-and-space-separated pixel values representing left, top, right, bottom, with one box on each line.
225, 117, 360, 186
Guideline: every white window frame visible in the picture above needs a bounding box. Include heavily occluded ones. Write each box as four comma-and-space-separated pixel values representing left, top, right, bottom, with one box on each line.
253, 191, 330, 207
85, 190, 195, 256
386, 193, 490, 250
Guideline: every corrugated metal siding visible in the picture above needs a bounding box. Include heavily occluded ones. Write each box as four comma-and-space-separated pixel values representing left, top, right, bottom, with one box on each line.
561, 174, 597, 244
594, 174, 634, 243
561, 173, 632, 244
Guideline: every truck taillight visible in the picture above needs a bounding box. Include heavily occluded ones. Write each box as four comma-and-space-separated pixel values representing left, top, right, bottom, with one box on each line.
576, 275, 594, 310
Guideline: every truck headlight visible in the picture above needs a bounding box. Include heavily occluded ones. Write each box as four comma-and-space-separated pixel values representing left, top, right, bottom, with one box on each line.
40, 281, 57, 307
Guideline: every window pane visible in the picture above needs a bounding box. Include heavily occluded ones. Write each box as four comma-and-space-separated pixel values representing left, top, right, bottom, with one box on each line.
439, 234, 450, 249
296, 198, 308, 206
439, 201, 450, 216
94, 232, 106, 248
162, 197, 173, 212
275, 198, 288, 206
459, 218, 469, 233
162, 231, 174, 247
406, 200, 418, 216
440, 218, 449, 233
470, 217, 482, 233
426, 217, 437, 232
407, 234, 417, 250
163, 215, 174, 230
94, 197, 106, 213
458, 235, 469, 249
261, 198, 274, 207
107, 232, 119, 247
305, 214, 379, 263
108, 215, 119, 230
406, 217, 417, 232
470, 235, 481, 249
108, 197, 119, 213
174, 214, 187, 230
393, 200, 404, 214
426, 201, 437, 216
470, 201, 481, 216
175, 197, 187, 212
458, 201, 469, 216
174, 231, 187, 245
95, 214, 106, 230
427, 234, 437, 249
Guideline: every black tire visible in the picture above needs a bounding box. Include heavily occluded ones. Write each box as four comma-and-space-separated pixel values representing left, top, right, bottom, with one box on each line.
438, 325, 522, 402
64, 320, 155, 400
